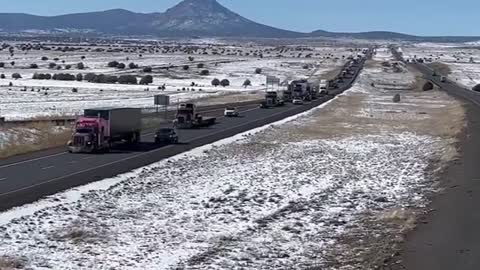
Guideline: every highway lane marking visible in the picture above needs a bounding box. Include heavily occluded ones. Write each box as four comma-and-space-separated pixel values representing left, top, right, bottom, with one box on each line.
0, 178, 7, 181
0, 152, 67, 170
82, 156, 96, 160
0, 100, 329, 199
41, 166, 55, 170
0, 104, 259, 170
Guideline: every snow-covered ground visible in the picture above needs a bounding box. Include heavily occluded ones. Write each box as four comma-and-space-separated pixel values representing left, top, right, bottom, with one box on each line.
0, 43, 353, 120
400, 42, 480, 88
0, 57, 464, 269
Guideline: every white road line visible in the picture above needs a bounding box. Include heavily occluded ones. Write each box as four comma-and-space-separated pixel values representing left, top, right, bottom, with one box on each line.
0, 104, 259, 170
0, 103, 306, 198
82, 156, 95, 160
0, 178, 7, 181
41, 166, 55, 170
0, 152, 67, 169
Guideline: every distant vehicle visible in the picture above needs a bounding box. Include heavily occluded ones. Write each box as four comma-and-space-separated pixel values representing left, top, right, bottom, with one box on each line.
175, 103, 216, 129
68, 107, 141, 153
440, 76, 447, 82
292, 98, 304, 105
224, 107, 239, 117
154, 128, 178, 144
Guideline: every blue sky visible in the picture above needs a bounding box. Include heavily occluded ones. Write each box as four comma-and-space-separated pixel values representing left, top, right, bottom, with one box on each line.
0, 0, 476, 36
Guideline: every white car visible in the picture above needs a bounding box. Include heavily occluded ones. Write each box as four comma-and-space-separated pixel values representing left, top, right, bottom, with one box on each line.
292, 98, 304, 105
224, 107, 239, 117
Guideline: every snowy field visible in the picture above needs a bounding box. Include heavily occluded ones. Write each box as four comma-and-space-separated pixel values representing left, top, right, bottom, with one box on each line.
400, 42, 480, 88
0, 57, 464, 269
0, 41, 354, 120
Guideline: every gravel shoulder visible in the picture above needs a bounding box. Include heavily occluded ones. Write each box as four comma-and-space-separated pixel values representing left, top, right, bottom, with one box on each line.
390, 100, 480, 270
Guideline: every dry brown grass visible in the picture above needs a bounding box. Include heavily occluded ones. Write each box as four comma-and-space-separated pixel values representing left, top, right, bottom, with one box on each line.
0, 123, 72, 159
0, 255, 25, 270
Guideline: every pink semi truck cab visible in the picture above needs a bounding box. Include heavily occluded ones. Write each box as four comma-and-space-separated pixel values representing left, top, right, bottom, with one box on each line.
68, 107, 142, 153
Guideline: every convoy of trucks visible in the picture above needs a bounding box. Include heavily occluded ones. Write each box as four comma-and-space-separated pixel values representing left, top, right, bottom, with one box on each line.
68, 107, 142, 153
67, 52, 366, 154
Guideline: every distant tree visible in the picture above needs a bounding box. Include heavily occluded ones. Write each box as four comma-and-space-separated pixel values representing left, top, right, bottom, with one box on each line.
72, 88, 78, 93
107, 61, 119, 68
473, 84, 480, 92
200, 69, 210, 76
12, 73, 22, 79
143, 66, 152, 73
117, 63, 126, 69
81, 56, 86, 60
243, 79, 252, 87
255, 68, 262, 74
53, 58, 60, 61
84, 73, 96, 82
0, 74, 5, 79
41, 56, 48, 61
118, 75, 138, 85
44, 73, 52, 80
197, 63, 205, 68
188, 56, 195, 62
53, 73, 75, 81
220, 79, 230, 87
65, 64, 72, 70
211, 78, 220, 87
128, 62, 138, 69
30, 63, 39, 69
49, 62, 56, 69
76, 73, 83, 81
10, 61, 15, 66
77, 62, 85, 70
0, 62, 4, 68
183, 65, 189, 70
140, 75, 153, 85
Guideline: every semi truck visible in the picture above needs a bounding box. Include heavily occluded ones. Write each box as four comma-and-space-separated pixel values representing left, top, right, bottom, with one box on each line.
68, 107, 142, 153
175, 103, 216, 129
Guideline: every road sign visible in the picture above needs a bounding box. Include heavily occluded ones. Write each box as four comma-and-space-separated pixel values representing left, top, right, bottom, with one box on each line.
154, 95, 170, 106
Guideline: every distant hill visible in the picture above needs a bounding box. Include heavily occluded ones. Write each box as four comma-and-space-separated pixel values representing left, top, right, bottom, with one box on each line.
0, 0, 478, 42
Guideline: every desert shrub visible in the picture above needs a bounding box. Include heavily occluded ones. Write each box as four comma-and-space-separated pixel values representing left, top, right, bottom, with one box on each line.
117, 63, 125, 69
0, 74, 5, 79
77, 62, 85, 70
84, 73, 96, 82
211, 78, 220, 87
188, 56, 194, 61
128, 62, 138, 69
41, 56, 48, 61
107, 61, 119, 68
243, 79, 252, 87
183, 65, 189, 70
72, 88, 78, 93
53, 73, 75, 81
12, 73, 21, 79
0, 62, 4, 68
76, 73, 83, 81
423, 82, 434, 91
255, 68, 262, 74
10, 61, 15, 66
143, 66, 152, 73
220, 79, 230, 87
30, 63, 38, 69
200, 69, 209, 76
49, 62, 56, 68
139, 75, 153, 85
118, 75, 138, 84
65, 64, 72, 70
197, 63, 205, 68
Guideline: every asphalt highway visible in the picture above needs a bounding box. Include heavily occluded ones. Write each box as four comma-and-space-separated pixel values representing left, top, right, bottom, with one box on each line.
0, 56, 367, 211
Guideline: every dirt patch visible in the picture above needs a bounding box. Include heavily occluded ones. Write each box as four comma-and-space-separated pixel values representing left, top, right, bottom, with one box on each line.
0, 255, 25, 270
